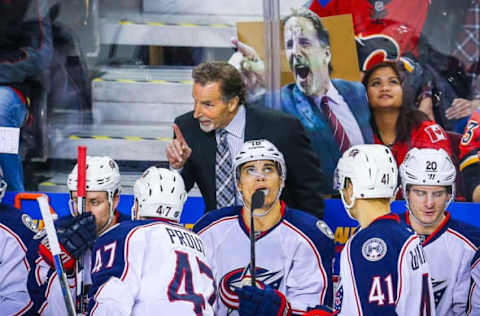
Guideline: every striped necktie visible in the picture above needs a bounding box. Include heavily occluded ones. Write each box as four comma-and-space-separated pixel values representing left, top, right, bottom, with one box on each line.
215, 129, 235, 209
320, 96, 351, 153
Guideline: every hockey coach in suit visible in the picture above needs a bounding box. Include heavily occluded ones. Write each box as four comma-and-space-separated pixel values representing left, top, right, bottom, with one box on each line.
166, 61, 327, 218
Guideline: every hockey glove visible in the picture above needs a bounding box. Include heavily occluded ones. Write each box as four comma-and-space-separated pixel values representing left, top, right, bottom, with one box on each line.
38, 212, 97, 272
236, 285, 292, 316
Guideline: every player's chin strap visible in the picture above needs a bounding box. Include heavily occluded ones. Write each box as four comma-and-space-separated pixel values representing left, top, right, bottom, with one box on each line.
341, 186, 399, 221
95, 190, 120, 235
97, 192, 117, 235
339, 190, 356, 220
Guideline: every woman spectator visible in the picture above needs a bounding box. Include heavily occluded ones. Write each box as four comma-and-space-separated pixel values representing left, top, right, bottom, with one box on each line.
362, 61, 452, 167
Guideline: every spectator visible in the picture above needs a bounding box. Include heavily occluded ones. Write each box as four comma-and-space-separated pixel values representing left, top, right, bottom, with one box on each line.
309, 0, 476, 132
0, 0, 52, 191
334, 144, 435, 315
446, 0, 480, 122
193, 139, 334, 316
399, 147, 480, 315
362, 61, 452, 167
232, 7, 374, 193
459, 108, 480, 202
166, 61, 327, 218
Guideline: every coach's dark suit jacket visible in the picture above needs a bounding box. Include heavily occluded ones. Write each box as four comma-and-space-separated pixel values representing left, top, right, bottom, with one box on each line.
174, 105, 328, 218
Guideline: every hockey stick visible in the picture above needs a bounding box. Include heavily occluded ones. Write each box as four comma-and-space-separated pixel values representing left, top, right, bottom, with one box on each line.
37, 196, 76, 316
250, 189, 265, 288
76, 146, 87, 313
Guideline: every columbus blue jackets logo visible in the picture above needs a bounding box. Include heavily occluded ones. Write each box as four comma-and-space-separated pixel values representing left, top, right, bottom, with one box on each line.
21, 213, 39, 233
219, 265, 283, 310
316, 220, 334, 239
362, 237, 387, 261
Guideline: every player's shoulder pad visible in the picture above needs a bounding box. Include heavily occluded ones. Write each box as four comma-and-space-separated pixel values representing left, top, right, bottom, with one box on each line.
354, 218, 415, 259
0, 204, 39, 235
284, 208, 333, 238
193, 206, 240, 234
96, 220, 146, 244
448, 217, 480, 247
283, 208, 335, 256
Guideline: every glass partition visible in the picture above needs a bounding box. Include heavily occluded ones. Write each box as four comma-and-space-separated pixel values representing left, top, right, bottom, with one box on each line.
11, 0, 477, 200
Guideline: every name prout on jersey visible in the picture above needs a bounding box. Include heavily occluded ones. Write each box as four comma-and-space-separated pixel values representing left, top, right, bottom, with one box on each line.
165, 226, 206, 256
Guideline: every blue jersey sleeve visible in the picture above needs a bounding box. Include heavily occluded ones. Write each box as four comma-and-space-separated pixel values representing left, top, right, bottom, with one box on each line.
88, 221, 149, 312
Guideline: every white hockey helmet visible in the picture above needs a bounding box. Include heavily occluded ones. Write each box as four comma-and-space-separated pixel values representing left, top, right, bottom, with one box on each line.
334, 144, 398, 216
0, 166, 6, 203
233, 139, 286, 216
132, 167, 187, 221
399, 148, 456, 209
67, 156, 121, 220
233, 139, 286, 185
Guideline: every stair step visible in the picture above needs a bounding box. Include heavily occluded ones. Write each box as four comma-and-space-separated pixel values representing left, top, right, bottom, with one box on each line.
100, 11, 236, 47
93, 102, 191, 124
48, 122, 172, 161
142, 0, 305, 17
92, 67, 194, 104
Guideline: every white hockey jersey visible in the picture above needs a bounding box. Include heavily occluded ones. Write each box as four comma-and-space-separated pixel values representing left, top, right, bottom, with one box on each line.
336, 213, 436, 316
193, 203, 335, 316
38, 211, 130, 316
0, 204, 34, 315
403, 212, 480, 316
468, 249, 480, 315
88, 219, 216, 316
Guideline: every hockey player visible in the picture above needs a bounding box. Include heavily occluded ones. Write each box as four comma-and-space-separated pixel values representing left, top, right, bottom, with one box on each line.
334, 144, 435, 315
88, 167, 215, 315
0, 166, 38, 315
459, 109, 480, 202
399, 147, 480, 315
193, 139, 335, 316
37, 156, 128, 315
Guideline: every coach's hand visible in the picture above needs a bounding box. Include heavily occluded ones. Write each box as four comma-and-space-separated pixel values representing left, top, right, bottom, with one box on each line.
236, 285, 292, 316
166, 124, 192, 170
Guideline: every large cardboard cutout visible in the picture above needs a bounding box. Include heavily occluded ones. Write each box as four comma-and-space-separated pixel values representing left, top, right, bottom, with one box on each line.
237, 14, 360, 85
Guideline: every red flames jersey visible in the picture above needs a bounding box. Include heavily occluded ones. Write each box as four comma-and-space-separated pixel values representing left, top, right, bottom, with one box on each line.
459, 109, 480, 172
310, 0, 429, 65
